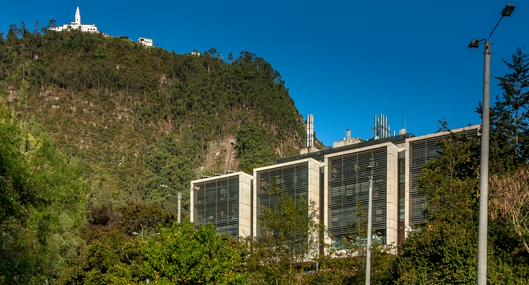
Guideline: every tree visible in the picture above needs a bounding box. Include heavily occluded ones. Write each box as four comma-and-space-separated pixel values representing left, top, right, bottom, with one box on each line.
490, 167, 529, 254
0, 107, 88, 284
397, 133, 529, 284
246, 187, 319, 285
311, 204, 397, 284
236, 122, 278, 173
397, 135, 482, 284
144, 223, 247, 284
489, 48, 529, 173
7, 24, 19, 44
398, 49, 529, 284
61, 223, 247, 284
48, 19, 57, 29
0, 109, 35, 224
245, 184, 396, 285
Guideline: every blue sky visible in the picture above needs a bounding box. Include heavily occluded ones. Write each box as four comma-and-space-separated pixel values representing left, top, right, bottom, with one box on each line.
2, 1, 528, 146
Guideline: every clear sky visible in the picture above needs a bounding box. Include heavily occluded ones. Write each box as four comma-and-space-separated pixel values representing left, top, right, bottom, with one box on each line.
2, 1, 528, 146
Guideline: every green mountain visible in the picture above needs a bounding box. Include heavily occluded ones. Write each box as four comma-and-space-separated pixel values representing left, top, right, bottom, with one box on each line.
0, 28, 306, 230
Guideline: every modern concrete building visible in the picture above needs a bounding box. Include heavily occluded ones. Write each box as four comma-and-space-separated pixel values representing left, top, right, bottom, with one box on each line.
190, 172, 252, 238
278, 134, 410, 247
404, 125, 481, 230
277, 125, 479, 248
189, 123, 480, 255
252, 158, 321, 239
324, 142, 400, 248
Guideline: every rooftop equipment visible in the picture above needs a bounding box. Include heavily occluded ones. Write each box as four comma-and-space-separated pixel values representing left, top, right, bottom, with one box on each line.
306, 114, 315, 148
374, 114, 391, 139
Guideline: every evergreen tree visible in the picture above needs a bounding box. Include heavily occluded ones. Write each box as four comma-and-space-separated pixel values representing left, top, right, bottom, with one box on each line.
489, 48, 529, 173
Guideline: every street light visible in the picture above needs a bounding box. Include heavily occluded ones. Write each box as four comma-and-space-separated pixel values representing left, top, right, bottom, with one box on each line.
177, 192, 182, 224
469, 4, 515, 285
160, 184, 183, 224
365, 157, 375, 285
502, 4, 516, 17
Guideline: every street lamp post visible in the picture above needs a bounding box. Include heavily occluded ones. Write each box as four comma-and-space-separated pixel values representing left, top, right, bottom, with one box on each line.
469, 4, 515, 285
178, 192, 182, 224
160, 184, 183, 224
365, 158, 375, 285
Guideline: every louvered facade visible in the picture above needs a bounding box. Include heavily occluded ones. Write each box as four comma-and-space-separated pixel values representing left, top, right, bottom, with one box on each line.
324, 142, 399, 248
253, 158, 321, 240
188, 125, 480, 251
190, 172, 252, 238
405, 126, 480, 228
398, 152, 406, 246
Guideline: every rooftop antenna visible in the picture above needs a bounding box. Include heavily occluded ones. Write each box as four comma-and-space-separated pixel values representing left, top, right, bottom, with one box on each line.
306, 114, 314, 149
374, 113, 391, 139
374, 114, 380, 139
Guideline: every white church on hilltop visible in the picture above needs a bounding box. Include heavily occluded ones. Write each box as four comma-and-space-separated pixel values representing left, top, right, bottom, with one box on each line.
49, 6, 99, 33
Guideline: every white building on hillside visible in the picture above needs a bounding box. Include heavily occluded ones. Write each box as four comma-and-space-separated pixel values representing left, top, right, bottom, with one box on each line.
138, 37, 154, 47
49, 7, 99, 33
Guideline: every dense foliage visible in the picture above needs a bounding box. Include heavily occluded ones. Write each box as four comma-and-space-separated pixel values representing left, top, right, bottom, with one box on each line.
0, 107, 88, 283
61, 223, 247, 284
245, 191, 318, 284
489, 48, 529, 173
0, 26, 306, 284
0, 27, 305, 235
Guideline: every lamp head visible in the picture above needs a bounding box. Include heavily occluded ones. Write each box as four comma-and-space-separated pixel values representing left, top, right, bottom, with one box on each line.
468, 40, 481, 49
502, 4, 516, 17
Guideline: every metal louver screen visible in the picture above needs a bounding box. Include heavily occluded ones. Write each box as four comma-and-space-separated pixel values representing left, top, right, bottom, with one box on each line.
409, 128, 479, 226
398, 154, 406, 247
328, 147, 388, 245
256, 162, 309, 238
193, 176, 239, 237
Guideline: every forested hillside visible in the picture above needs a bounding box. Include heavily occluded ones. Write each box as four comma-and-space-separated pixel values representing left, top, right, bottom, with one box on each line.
0, 27, 306, 230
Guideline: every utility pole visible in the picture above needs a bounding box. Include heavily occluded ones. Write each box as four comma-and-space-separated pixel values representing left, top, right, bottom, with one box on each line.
365, 158, 374, 285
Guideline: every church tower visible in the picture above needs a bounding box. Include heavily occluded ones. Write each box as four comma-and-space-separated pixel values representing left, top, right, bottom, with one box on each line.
75, 6, 81, 25
49, 5, 100, 33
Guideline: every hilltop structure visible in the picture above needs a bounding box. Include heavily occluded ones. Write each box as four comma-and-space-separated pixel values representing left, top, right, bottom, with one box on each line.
138, 37, 154, 47
49, 6, 99, 33
49, 6, 156, 47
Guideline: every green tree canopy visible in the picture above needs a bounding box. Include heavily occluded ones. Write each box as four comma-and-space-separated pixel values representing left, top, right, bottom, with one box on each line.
61, 223, 247, 284
0, 107, 88, 284
489, 48, 529, 173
